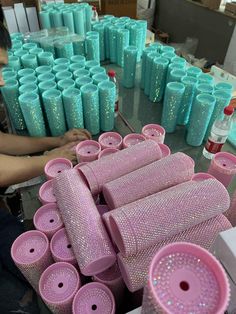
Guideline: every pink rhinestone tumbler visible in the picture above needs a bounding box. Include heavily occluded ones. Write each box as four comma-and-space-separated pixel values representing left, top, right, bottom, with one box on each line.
50, 228, 77, 265
109, 178, 230, 256
11, 230, 53, 292
98, 148, 119, 159
122, 134, 146, 148
192, 172, 215, 181
225, 190, 236, 227
98, 132, 123, 150
159, 143, 171, 158
103, 152, 194, 209
76, 140, 101, 162
39, 180, 56, 204
39, 262, 81, 314
93, 262, 125, 303
72, 282, 115, 314
33, 203, 64, 239
44, 158, 73, 180
208, 152, 236, 188
117, 215, 231, 292
53, 169, 116, 276
79, 140, 162, 195
142, 124, 165, 144
141, 242, 230, 314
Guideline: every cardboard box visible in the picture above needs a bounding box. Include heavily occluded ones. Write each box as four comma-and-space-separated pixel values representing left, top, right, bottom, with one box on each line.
200, 0, 221, 10
225, 2, 236, 15
101, 0, 137, 19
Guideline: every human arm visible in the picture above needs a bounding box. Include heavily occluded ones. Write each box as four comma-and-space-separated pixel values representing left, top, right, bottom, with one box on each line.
0, 143, 77, 187
0, 128, 91, 156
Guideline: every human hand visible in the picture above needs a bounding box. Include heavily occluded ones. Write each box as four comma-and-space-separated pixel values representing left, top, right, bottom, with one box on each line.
59, 128, 91, 146
45, 142, 77, 164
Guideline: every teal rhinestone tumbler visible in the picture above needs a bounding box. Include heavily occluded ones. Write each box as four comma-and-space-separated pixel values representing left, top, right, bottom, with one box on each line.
73, 40, 86, 56
55, 41, 74, 59
69, 63, 85, 74
130, 24, 143, 62
92, 73, 109, 85
52, 64, 69, 74
38, 52, 54, 66
122, 46, 138, 89
19, 92, 46, 137
93, 23, 105, 61
42, 89, 67, 136
187, 93, 216, 146
187, 66, 202, 78
19, 75, 37, 86
75, 76, 93, 89
85, 5, 92, 32
73, 69, 90, 80
144, 52, 160, 95
136, 20, 147, 52
177, 76, 198, 125
166, 63, 185, 83
98, 81, 116, 132
150, 42, 163, 52
161, 46, 175, 54
29, 48, 44, 57
117, 29, 130, 67
57, 78, 75, 91
169, 69, 186, 83
3, 70, 17, 81
195, 83, 214, 96
11, 40, 22, 50
0, 79, 26, 130
171, 56, 186, 67
70, 55, 86, 65
109, 26, 117, 63
38, 81, 57, 95
54, 58, 70, 66
35, 66, 52, 76
86, 35, 100, 62
86, 31, 99, 38
73, 7, 85, 36
55, 71, 72, 82
19, 83, 38, 95
62, 87, 84, 129
104, 22, 111, 60
18, 68, 35, 78
215, 82, 233, 94
63, 10, 75, 33
140, 47, 157, 90
38, 72, 55, 83
89, 66, 106, 77
14, 49, 28, 59
51, 11, 63, 27
21, 54, 38, 69
81, 83, 100, 135
149, 57, 169, 103
8, 56, 21, 71
85, 60, 100, 70
23, 43, 38, 51
198, 73, 214, 85
161, 82, 185, 133
205, 90, 232, 140
39, 11, 51, 29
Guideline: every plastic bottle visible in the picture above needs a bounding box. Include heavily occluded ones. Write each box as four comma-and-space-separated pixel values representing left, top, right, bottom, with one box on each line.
91, 6, 99, 22
108, 70, 119, 117
203, 105, 234, 159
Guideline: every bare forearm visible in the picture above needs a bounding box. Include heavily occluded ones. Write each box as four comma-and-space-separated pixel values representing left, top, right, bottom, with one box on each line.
0, 132, 62, 155
0, 154, 52, 187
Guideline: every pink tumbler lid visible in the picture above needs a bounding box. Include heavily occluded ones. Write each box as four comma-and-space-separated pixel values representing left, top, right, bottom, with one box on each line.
11, 230, 49, 265
159, 143, 171, 158
98, 148, 119, 159
44, 158, 73, 180
39, 262, 80, 305
192, 173, 215, 182
122, 134, 146, 148
148, 242, 230, 314
98, 132, 123, 150
210, 152, 236, 175
33, 203, 63, 238
39, 180, 56, 204
142, 124, 165, 144
76, 140, 101, 162
72, 282, 115, 314
50, 228, 77, 265
74, 162, 88, 171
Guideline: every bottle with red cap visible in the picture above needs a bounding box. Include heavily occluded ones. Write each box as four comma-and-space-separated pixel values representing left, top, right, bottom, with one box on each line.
108, 70, 119, 117
203, 105, 234, 159
91, 6, 99, 23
